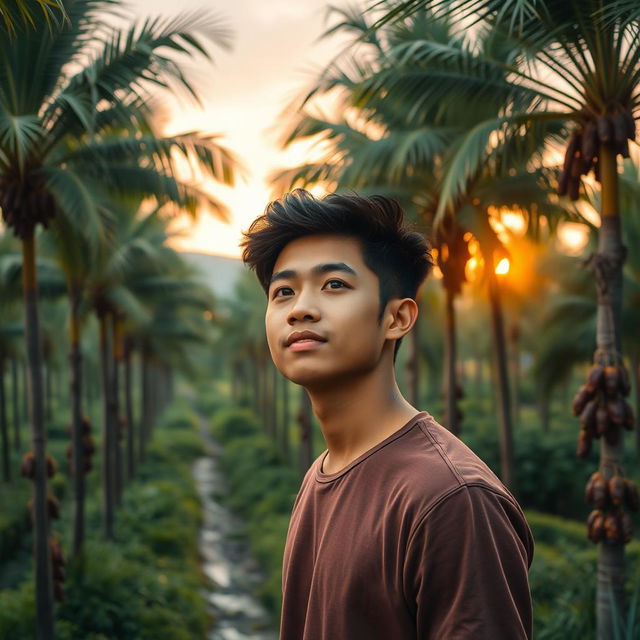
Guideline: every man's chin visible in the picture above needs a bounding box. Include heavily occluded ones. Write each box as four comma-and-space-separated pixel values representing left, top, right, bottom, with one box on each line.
284, 368, 335, 390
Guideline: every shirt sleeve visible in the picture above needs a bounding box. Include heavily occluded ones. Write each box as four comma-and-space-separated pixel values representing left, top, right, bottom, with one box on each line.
403, 484, 535, 640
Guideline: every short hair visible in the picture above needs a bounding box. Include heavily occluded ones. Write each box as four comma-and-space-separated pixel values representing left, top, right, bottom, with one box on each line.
241, 189, 433, 361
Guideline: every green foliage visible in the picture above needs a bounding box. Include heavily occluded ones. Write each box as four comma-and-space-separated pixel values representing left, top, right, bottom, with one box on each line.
526, 510, 593, 548
55, 538, 208, 640
0, 400, 210, 639
526, 515, 640, 638
530, 542, 597, 640
160, 401, 200, 432
458, 406, 639, 520
609, 569, 640, 640
196, 388, 232, 416
0, 581, 36, 639
211, 407, 261, 441
0, 480, 29, 565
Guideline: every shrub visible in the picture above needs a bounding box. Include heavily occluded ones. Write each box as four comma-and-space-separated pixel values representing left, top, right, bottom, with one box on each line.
211, 407, 260, 441
0, 582, 36, 639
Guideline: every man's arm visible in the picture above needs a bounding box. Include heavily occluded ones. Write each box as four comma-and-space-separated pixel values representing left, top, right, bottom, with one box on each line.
403, 484, 534, 639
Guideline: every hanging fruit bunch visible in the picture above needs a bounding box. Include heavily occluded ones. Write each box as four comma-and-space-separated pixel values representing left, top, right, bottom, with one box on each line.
20, 451, 57, 480
585, 463, 638, 544
50, 535, 65, 603
23, 453, 60, 524
572, 355, 638, 545
558, 107, 636, 200
65, 416, 95, 475
573, 362, 634, 456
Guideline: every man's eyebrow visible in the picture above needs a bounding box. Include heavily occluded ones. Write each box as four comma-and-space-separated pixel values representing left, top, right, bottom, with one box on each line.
269, 262, 357, 287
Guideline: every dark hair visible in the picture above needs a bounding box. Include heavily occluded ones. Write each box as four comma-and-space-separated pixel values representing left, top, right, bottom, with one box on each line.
241, 189, 433, 361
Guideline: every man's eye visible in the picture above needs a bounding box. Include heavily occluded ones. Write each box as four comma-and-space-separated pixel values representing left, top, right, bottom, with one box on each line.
273, 287, 294, 298
324, 280, 347, 290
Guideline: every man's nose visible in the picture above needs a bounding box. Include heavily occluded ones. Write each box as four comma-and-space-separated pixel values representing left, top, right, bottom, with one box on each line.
287, 290, 320, 324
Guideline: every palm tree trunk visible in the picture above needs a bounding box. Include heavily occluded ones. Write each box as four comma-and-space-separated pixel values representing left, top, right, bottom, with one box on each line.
486, 252, 516, 494
69, 284, 86, 558
98, 312, 115, 540
44, 362, 51, 425
241, 360, 251, 407
149, 362, 157, 435
259, 351, 270, 436
112, 314, 123, 506
249, 346, 259, 415
538, 390, 550, 433
140, 348, 149, 463
21, 231, 55, 640
406, 321, 420, 407
230, 362, 237, 403
630, 351, 640, 459
22, 359, 28, 422
281, 374, 290, 463
84, 361, 92, 422
595, 144, 627, 640
270, 362, 278, 443
0, 357, 10, 482
298, 386, 313, 476
443, 288, 459, 434
509, 320, 521, 429
12, 357, 20, 450
124, 341, 135, 480
474, 356, 483, 395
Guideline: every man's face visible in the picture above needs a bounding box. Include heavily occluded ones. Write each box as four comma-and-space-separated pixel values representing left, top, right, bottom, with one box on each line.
265, 233, 391, 389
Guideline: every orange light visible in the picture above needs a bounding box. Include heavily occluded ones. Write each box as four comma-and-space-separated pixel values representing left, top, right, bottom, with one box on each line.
495, 257, 510, 275
556, 222, 589, 256
464, 255, 482, 283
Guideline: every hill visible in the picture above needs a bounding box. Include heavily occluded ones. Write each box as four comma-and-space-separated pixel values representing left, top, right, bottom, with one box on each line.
180, 252, 247, 300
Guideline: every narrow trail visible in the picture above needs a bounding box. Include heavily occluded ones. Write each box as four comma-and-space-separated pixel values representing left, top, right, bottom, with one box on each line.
193, 413, 278, 640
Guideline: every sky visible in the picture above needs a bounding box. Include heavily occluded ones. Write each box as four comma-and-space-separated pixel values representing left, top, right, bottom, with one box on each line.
128, 0, 349, 259
123, 0, 592, 260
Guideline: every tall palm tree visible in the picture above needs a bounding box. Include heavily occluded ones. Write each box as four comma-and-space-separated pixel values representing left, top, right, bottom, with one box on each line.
0, 1, 236, 635
128, 253, 218, 455
533, 161, 640, 444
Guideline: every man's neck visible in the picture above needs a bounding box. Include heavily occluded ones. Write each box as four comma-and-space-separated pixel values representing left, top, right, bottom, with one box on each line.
306, 366, 419, 475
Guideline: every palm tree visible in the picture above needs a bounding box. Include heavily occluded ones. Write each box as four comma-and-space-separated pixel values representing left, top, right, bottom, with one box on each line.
128, 252, 218, 456
0, 236, 23, 480
0, 1, 236, 635
0, 0, 65, 35
368, 2, 640, 631
532, 161, 640, 444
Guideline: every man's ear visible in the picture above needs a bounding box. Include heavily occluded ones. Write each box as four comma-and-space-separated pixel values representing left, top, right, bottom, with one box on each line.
384, 298, 418, 341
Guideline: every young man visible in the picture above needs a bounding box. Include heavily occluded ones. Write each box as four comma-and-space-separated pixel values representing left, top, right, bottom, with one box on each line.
241, 190, 534, 639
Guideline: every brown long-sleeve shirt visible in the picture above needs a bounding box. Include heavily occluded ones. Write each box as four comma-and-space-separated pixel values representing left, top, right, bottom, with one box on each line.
280, 411, 534, 639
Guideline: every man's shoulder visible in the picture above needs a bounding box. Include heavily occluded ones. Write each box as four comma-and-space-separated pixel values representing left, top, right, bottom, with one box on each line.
381, 412, 515, 514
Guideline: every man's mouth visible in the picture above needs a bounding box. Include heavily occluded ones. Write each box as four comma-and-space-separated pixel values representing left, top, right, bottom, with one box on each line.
285, 330, 328, 347
288, 338, 326, 352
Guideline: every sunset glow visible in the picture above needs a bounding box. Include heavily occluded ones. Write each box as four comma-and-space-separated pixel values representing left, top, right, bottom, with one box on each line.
556, 222, 591, 256
122, 0, 348, 259
495, 257, 510, 275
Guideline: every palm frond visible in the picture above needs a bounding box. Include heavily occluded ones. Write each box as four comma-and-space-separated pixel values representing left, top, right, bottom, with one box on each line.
40, 165, 107, 247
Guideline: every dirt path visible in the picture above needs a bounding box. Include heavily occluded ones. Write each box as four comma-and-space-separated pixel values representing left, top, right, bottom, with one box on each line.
193, 414, 278, 640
